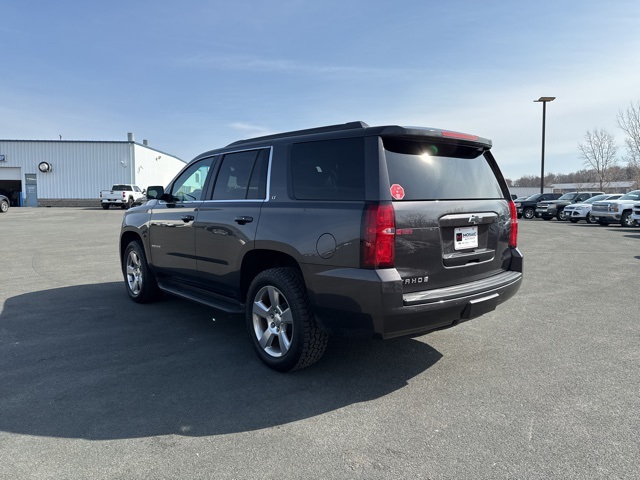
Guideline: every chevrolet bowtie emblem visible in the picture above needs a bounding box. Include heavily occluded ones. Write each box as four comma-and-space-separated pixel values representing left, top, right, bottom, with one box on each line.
468, 215, 482, 224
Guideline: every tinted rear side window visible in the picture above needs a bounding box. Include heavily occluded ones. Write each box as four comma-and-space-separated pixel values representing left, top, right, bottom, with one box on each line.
213, 148, 268, 200
383, 138, 503, 200
291, 137, 365, 200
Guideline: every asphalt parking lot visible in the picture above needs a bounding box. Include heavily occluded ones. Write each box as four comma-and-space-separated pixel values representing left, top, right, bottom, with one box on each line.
1, 208, 638, 479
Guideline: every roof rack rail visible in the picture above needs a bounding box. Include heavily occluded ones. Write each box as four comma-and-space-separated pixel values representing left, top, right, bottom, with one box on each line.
226, 121, 369, 147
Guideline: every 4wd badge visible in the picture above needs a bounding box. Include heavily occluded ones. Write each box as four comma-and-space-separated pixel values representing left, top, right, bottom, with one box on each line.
390, 184, 405, 200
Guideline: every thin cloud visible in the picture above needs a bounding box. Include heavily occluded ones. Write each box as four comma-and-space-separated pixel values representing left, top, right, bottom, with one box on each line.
180, 54, 408, 78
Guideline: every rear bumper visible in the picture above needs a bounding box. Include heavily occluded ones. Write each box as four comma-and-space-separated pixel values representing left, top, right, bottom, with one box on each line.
305, 249, 523, 339
378, 270, 522, 338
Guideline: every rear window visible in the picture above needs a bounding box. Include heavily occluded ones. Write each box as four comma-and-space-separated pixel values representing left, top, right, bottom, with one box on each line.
291, 137, 365, 201
382, 139, 503, 200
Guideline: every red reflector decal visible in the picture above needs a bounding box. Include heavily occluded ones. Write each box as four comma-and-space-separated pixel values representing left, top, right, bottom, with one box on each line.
390, 183, 405, 200
441, 130, 479, 141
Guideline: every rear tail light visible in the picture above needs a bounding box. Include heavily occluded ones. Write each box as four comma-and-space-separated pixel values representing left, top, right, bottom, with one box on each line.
122, 191, 127, 199
362, 203, 395, 268
508, 200, 518, 248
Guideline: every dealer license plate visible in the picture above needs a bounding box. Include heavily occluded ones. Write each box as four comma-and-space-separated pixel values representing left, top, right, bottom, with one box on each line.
454, 226, 478, 250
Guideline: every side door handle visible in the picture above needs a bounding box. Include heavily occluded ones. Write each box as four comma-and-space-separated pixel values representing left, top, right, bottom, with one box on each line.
181, 215, 195, 223
234, 216, 253, 225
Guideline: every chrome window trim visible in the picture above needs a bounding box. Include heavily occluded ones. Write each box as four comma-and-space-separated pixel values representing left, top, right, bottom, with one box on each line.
200, 199, 265, 204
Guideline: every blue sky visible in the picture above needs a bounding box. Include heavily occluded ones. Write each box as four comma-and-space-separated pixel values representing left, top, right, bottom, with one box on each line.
1, 0, 639, 180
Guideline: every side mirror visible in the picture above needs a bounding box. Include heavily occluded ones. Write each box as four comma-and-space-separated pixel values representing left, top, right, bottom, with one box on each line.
146, 186, 164, 200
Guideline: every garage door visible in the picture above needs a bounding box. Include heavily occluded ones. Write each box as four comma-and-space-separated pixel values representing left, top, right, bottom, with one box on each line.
0, 167, 21, 180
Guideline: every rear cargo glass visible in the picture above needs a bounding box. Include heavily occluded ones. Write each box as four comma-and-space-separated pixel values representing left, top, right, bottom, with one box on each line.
291, 137, 365, 200
383, 138, 503, 200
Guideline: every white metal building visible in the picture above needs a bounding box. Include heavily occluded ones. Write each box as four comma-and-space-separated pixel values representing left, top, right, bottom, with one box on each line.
509, 186, 554, 198
550, 181, 637, 194
0, 133, 186, 207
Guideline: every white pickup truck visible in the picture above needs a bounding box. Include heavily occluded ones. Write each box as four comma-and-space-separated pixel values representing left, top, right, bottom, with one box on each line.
590, 189, 640, 227
99, 184, 145, 210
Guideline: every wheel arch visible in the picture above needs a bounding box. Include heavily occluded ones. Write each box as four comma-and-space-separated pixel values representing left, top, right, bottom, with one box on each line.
240, 249, 300, 301
120, 230, 146, 270
620, 208, 637, 226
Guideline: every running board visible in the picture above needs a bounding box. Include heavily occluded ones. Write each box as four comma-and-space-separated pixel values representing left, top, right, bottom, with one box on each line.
157, 279, 244, 314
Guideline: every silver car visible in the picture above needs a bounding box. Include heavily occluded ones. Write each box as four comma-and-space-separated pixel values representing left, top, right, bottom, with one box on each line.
564, 194, 622, 223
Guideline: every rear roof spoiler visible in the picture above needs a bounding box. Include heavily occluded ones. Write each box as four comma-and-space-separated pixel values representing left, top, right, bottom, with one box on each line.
224, 121, 491, 150
367, 126, 492, 149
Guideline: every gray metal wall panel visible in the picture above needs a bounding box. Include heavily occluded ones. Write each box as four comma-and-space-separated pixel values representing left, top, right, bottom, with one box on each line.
0, 141, 133, 199
0, 140, 184, 201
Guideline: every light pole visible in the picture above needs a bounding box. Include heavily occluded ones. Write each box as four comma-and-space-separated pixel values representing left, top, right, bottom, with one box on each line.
534, 96, 555, 194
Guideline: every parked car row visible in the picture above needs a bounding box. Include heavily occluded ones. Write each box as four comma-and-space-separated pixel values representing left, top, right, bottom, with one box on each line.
514, 190, 640, 227
536, 191, 605, 221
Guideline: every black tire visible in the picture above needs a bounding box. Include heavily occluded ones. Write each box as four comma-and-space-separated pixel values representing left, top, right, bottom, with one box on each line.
620, 211, 636, 228
586, 212, 594, 224
523, 207, 535, 220
556, 209, 567, 221
0, 200, 8, 213
122, 240, 161, 303
569, 219, 578, 223
125, 197, 133, 209
102, 203, 110, 210
246, 267, 328, 372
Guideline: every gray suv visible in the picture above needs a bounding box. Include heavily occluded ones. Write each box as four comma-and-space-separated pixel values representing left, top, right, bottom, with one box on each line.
120, 122, 523, 371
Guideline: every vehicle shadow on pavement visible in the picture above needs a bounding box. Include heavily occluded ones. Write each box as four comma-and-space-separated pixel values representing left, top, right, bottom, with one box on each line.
0, 283, 442, 440
620, 231, 640, 240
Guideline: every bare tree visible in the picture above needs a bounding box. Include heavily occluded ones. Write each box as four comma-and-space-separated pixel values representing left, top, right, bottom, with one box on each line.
572, 169, 591, 190
513, 175, 538, 187
577, 129, 618, 191
617, 101, 640, 188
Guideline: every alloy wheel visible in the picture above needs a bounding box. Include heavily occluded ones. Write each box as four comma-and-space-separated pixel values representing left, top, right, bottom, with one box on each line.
126, 250, 143, 296
251, 285, 294, 358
